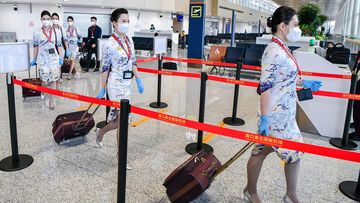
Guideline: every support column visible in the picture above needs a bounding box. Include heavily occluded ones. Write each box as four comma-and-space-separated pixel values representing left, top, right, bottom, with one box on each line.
188, 0, 206, 68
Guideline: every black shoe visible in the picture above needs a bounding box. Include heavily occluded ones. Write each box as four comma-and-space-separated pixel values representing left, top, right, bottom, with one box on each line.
350, 122, 355, 129
93, 68, 99, 72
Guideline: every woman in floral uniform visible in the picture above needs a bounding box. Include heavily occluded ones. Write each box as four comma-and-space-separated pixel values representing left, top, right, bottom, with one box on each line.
243, 6, 322, 203
65, 16, 82, 79
95, 8, 144, 158
30, 10, 63, 110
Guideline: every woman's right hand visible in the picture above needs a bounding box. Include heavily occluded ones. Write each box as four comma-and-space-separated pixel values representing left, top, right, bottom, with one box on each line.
96, 88, 106, 99
259, 115, 270, 136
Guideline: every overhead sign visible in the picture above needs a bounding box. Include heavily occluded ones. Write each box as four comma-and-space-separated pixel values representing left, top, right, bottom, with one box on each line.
191, 6, 202, 18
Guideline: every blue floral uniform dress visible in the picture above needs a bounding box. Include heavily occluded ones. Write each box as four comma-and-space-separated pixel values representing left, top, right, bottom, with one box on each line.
254, 36, 304, 164
102, 33, 136, 122
53, 26, 68, 58
66, 26, 82, 60
33, 27, 62, 82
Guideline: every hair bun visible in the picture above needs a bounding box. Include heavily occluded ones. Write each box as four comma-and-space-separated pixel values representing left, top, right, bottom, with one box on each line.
267, 17, 273, 28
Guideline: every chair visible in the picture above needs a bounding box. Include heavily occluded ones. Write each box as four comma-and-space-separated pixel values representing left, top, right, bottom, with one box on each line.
244, 48, 264, 67
249, 44, 266, 50
207, 46, 227, 75
223, 47, 245, 63
236, 43, 250, 48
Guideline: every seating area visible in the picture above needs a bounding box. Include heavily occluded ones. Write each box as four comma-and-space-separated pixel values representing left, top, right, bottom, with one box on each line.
204, 33, 264, 45
207, 45, 264, 80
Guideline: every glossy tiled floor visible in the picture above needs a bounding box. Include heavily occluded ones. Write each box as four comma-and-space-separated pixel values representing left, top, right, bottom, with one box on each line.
0, 49, 359, 203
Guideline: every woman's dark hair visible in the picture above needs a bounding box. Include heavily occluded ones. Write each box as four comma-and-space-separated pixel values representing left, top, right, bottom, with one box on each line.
267, 6, 297, 33
41, 10, 51, 18
51, 12, 59, 19
111, 8, 128, 22
67, 16, 74, 21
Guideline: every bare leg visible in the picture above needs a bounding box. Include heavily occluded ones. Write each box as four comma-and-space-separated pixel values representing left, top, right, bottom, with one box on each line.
245, 146, 273, 203
284, 161, 301, 203
68, 60, 76, 79
49, 81, 57, 109
98, 116, 119, 142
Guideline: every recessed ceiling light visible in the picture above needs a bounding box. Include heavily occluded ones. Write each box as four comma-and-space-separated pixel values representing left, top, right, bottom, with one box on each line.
2, 1, 6, 3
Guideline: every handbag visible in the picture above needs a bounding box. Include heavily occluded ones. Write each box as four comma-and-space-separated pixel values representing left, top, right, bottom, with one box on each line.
296, 88, 313, 101
326, 43, 350, 64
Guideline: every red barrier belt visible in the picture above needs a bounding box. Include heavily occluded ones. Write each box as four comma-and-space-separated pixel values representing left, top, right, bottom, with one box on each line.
13, 79, 120, 108
130, 106, 360, 163
163, 56, 237, 68
137, 67, 360, 100
12, 78, 360, 163
163, 56, 351, 80
136, 57, 158, 64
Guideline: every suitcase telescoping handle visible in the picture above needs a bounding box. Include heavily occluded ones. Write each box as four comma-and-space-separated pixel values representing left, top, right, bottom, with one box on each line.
75, 103, 101, 129
212, 142, 254, 179
28, 65, 38, 80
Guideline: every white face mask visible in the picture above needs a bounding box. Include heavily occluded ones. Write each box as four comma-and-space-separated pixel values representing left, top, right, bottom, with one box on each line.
52, 19, 59, 25
117, 23, 129, 34
42, 20, 51, 27
286, 27, 302, 42
68, 22, 74, 26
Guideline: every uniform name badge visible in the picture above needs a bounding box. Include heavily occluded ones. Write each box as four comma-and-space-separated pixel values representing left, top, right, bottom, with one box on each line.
123, 70, 134, 79
48, 48, 56, 54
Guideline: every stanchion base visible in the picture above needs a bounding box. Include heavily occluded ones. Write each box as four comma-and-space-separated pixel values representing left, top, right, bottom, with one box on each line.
223, 117, 245, 126
0, 154, 33, 172
349, 132, 360, 141
96, 121, 107, 129
185, 143, 214, 155
149, 102, 168, 109
329, 138, 358, 150
339, 181, 360, 201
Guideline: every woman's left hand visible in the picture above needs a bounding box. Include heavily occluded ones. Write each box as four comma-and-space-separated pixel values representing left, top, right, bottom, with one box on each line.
303, 80, 322, 92
136, 78, 144, 94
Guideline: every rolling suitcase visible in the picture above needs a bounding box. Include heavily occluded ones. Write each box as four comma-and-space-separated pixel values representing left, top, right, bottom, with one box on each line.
61, 59, 75, 76
52, 104, 100, 144
22, 66, 42, 99
163, 142, 254, 203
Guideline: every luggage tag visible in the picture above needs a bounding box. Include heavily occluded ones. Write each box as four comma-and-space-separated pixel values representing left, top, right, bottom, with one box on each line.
48, 48, 56, 54
123, 70, 134, 79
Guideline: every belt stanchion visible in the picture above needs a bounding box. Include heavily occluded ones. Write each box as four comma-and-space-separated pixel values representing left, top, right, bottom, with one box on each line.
0, 74, 33, 172
117, 99, 130, 203
338, 170, 360, 201
149, 55, 168, 109
329, 73, 359, 150
223, 60, 245, 126
185, 72, 214, 155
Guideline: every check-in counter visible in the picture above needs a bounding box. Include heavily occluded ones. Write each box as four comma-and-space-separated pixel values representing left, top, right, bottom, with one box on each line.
293, 47, 351, 138
134, 30, 179, 45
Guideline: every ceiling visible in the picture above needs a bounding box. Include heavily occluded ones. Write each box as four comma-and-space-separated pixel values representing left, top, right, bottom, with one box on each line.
272, 0, 347, 20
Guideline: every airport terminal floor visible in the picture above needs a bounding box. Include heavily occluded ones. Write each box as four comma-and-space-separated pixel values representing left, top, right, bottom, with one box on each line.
0, 49, 359, 203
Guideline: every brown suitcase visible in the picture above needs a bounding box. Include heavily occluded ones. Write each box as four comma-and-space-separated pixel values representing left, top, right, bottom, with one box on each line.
22, 66, 42, 99
52, 104, 100, 144
163, 142, 254, 203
